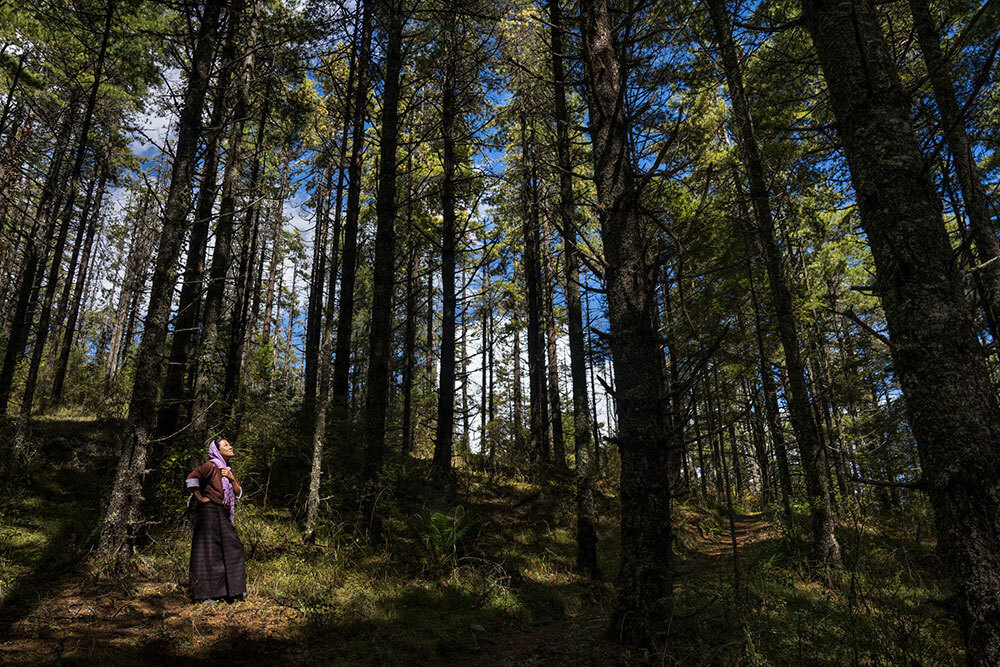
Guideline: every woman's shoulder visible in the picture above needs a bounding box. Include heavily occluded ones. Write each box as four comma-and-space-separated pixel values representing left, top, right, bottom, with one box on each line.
192, 460, 217, 476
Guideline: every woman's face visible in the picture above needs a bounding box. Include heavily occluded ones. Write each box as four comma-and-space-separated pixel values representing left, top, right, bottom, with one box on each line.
219, 439, 234, 460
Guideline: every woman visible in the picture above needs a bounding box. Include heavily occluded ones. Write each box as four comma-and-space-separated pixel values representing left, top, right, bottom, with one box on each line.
185, 437, 247, 603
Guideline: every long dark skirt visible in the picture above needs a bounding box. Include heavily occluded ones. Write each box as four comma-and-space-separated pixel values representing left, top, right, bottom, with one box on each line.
189, 501, 246, 601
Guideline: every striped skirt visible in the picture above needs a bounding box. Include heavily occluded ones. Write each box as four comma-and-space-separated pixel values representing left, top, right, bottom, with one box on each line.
189, 501, 246, 601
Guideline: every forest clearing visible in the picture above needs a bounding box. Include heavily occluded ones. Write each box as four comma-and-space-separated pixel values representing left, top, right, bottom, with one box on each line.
0, 0, 998, 663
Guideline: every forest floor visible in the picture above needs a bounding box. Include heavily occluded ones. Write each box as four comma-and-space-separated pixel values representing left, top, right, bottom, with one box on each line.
0, 417, 965, 665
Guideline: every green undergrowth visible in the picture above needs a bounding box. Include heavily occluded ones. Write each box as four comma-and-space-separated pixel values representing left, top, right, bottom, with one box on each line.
0, 418, 965, 665
667, 499, 962, 665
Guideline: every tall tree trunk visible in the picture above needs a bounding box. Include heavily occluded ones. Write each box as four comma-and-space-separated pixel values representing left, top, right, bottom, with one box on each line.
512, 278, 523, 447
748, 262, 793, 524
192, 4, 263, 444
459, 264, 470, 461
580, 0, 674, 642
550, 0, 597, 577
801, 0, 1000, 659
402, 238, 417, 455
693, 384, 708, 498
332, 0, 373, 413
479, 252, 489, 462
48, 171, 98, 366
434, 15, 459, 483
262, 160, 289, 347
96, 0, 223, 570
104, 179, 157, 384
303, 10, 358, 536
425, 253, 436, 393
303, 165, 330, 421
224, 42, 266, 425
520, 110, 548, 469
541, 212, 566, 469
362, 0, 403, 489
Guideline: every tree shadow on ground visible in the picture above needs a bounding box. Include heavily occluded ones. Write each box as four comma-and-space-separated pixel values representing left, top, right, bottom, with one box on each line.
1, 574, 619, 666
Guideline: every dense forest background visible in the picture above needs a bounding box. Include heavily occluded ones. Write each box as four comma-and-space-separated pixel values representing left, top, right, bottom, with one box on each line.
1, 0, 998, 663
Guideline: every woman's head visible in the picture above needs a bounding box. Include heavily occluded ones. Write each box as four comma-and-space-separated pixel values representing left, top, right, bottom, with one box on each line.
209, 437, 234, 464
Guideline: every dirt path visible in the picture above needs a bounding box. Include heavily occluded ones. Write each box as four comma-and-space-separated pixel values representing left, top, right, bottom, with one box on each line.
697, 512, 771, 558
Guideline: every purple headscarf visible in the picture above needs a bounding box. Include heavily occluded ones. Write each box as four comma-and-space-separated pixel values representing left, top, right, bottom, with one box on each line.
209, 438, 237, 522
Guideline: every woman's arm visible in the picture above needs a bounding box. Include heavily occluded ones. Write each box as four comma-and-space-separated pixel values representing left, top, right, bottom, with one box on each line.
186, 463, 212, 502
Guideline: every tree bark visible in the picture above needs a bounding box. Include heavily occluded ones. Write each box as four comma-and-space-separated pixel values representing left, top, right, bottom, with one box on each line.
801, 0, 1000, 659
580, 0, 674, 642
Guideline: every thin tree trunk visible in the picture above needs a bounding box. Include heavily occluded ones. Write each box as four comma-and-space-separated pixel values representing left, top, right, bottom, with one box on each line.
512, 267, 523, 447
332, 0, 373, 413
402, 238, 417, 455
434, 14, 459, 483
224, 39, 266, 424
303, 12, 358, 535
551, 0, 597, 577
51, 165, 105, 402
303, 165, 330, 421
520, 110, 548, 469
48, 171, 98, 367
541, 212, 566, 469
261, 159, 289, 347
